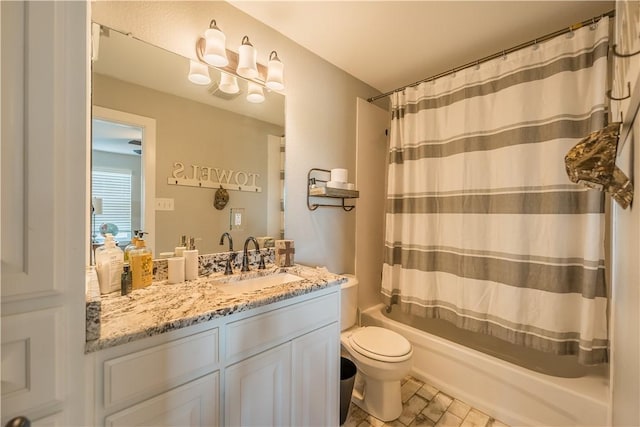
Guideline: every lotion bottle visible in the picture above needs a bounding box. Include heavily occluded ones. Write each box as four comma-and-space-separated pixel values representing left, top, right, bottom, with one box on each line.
95, 233, 124, 294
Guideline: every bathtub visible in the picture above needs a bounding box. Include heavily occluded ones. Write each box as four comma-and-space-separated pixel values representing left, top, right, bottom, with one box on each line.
360, 304, 609, 426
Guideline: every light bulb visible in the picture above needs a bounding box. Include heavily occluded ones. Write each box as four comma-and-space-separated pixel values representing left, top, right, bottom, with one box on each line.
246, 82, 265, 103
266, 51, 285, 91
188, 60, 211, 85
219, 72, 240, 94
203, 20, 229, 67
237, 36, 258, 79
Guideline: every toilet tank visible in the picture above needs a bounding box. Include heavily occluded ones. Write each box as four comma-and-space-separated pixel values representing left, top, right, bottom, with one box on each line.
341, 275, 359, 331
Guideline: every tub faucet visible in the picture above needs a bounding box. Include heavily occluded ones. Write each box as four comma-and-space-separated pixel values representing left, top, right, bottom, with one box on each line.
242, 237, 266, 272
219, 232, 235, 275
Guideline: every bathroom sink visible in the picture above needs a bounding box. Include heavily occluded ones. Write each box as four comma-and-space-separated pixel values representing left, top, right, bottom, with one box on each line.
215, 272, 303, 293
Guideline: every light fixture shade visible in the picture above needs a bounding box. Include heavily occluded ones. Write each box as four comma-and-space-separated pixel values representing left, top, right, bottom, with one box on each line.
237, 36, 258, 79
203, 22, 229, 67
246, 82, 265, 103
188, 60, 211, 85
266, 51, 285, 91
219, 72, 240, 94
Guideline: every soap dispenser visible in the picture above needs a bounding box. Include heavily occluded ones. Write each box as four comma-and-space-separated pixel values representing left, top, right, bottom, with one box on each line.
130, 238, 153, 289
124, 230, 140, 263
183, 237, 199, 281
95, 233, 124, 294
175, 235, 187, 257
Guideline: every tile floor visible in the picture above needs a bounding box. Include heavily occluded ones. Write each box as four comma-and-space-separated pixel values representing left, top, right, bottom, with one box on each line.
343, 376, 510, 427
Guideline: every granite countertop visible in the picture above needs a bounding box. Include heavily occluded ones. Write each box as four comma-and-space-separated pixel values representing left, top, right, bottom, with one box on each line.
85, 264, 345, 353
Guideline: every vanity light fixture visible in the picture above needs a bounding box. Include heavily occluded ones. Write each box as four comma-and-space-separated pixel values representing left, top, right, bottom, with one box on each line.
237, 36, 259, 79
246, 81, 265, 103
203, 19, 229, 67
219, 72, 240, 94
188, 60, 212, 85
266, 51, 285, 91
191, 20, 285, 98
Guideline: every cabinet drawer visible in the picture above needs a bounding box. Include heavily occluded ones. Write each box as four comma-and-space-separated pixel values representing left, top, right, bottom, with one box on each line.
226, 292, 339, 361
105, 371, 220, 427
103, 328, 219, 408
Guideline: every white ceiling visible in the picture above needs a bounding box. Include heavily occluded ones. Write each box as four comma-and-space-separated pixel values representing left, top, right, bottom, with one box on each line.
229, 1, 614, 94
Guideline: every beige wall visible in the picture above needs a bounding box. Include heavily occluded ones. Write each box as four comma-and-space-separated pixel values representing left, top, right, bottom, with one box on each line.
93, 74, 284, 254
355, 98, 390, 310
92, 1, 380, 273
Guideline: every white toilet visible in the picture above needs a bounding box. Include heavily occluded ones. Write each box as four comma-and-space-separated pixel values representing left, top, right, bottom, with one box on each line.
340, 275, 413, 422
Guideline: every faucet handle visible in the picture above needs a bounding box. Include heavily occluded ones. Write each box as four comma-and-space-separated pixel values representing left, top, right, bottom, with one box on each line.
258, 253, 266, 270
224, 256, 234, 275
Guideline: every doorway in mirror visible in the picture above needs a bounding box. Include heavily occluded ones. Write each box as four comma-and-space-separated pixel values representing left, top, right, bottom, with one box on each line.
91, 106, 156, 255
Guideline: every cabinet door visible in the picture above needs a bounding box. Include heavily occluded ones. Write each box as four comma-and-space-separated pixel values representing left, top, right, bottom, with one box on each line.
104, 372, 219, 427
225, 343, 291, 427
292, 323, 340, 427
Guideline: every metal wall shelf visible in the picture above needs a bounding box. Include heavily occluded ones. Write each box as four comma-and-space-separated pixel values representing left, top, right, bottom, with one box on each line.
307, 168, 359, 211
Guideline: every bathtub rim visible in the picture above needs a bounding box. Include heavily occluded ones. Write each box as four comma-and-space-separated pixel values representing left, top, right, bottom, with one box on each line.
361, 303, 609, 427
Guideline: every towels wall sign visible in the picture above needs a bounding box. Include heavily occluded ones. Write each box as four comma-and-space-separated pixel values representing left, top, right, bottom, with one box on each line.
168, 161, 262, 193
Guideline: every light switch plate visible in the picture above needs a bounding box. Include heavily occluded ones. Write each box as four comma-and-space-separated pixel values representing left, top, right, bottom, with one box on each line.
155, 198, 174, 211
230, 208, 245, 230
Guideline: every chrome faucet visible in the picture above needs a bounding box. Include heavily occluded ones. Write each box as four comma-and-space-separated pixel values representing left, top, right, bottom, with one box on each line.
219, 232, 235, 275
242, 236, 266, 272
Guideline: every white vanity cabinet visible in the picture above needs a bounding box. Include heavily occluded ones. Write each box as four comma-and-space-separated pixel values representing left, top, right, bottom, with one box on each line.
225, 342, 292, 426
224, 322, 340, 427
88, 324, 222, 426
86, 286, 340, 426
291, 322, 340, 426
104, 373, 220, 427
224, 291, 340, 426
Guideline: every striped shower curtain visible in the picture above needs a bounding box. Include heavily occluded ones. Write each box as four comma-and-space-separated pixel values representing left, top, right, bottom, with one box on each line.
382, 18, 609, 364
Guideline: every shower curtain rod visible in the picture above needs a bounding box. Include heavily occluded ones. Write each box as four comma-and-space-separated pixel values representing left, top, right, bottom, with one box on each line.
367, 9, 615, 103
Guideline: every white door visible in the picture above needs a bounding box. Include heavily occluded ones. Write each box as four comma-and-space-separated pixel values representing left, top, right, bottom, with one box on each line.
224, 343, 291, 426
291, 323, 340, 427
1, 2, 88, 425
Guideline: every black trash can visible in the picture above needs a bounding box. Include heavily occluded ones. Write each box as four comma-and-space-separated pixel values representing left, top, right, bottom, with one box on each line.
339, 357, 357, 425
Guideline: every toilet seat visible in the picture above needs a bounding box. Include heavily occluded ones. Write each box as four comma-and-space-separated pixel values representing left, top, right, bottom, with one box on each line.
349, 327, 412, 362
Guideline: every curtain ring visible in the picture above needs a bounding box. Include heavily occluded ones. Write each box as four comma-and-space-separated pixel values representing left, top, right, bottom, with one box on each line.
566, 26, 575, 39
532, 39, 539, 51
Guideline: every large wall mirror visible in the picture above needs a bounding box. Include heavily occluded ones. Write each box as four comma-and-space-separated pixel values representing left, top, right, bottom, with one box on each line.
91, 24, 285, 256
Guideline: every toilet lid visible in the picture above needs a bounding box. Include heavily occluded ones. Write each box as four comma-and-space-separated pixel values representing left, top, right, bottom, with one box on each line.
349, 327, 412, 362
